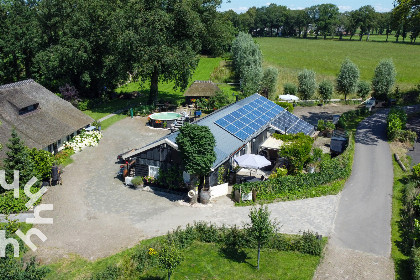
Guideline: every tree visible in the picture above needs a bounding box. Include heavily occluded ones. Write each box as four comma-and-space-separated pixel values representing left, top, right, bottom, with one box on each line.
176, 124, 216, 194
318, 80, 334, 102
124, 0, 203, 105
372, 59, 397, 100
158, 242, 183, 280
247, 205, 277, 270
316, 4, 340, 39
3, 129, 36, 190
278, 133, 314, 174
260, 67, 278, 100
357, 5, 376, 41
28, 148, 54, 182
297, 69, 317, 100
231, 32, 263, 97
357, 81, 371, 100
337, 58, 359, 101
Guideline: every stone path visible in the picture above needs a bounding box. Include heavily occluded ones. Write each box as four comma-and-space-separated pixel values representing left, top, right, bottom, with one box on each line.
314, 110, 395, 280
33, 116, 339, 263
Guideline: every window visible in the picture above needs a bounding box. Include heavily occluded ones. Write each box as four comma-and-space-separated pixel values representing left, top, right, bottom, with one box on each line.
149, 166, 159, 178
19, 103, 39, 115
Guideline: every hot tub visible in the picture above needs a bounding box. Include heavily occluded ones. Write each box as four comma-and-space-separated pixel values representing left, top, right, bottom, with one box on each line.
148, 112, 181, 128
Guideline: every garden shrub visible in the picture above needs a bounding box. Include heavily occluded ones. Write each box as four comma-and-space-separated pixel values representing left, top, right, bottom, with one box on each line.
317, 120, 335, 135
166, 225, 197, 249
54, 148, 75, 165
387, 108, 407, 140
130, 105, 154, 117
283, 83, 297, 96
275, 101, 294, 112
233, 135, 354, 202
357, 81, 371, 100
208, 91, 231, 110
133, 241, 161, 273
131, 176, 143, 187
412, 246, 420, 280
394, 129, 417, 143
76, 99, 92, 111
28, 148, 54, 181
193, 221, 221, 243
222, 225, 248, 252
297, 230, 322, 256
0, 189, 41, 214
413, 164, 420, 180
278, 133, 314, 174
336, 107, 370, 129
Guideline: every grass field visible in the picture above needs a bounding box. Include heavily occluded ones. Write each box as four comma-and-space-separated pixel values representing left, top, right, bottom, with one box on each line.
45, 241, 321, 280
257, 37, 420, 93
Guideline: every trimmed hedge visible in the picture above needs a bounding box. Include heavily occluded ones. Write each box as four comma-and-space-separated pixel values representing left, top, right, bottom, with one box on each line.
233, 135, 354, 201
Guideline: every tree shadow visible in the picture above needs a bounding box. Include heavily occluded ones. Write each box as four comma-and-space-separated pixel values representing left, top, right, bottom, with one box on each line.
218, 247, 254, 268
139, 276, 164, 280
354, 111, 388, 146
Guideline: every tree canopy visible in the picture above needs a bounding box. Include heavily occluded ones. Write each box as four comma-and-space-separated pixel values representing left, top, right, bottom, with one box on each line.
336, 58, 360, 100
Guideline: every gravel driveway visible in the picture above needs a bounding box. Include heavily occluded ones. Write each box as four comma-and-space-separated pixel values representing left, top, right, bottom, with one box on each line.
33, 116, 339, 263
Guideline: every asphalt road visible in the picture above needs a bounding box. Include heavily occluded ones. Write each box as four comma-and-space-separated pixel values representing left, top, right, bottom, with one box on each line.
314, 110, 395, 280
332, 110, 393, 256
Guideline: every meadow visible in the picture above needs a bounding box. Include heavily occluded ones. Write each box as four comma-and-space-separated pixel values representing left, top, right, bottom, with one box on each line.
257, 37, 420, 93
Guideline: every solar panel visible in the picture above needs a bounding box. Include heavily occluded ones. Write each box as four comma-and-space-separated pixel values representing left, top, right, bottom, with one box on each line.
214, 96, 286, 141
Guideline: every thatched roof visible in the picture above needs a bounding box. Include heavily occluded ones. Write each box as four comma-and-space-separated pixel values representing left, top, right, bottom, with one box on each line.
184, 81, 221, 97
0, 80, 94, 158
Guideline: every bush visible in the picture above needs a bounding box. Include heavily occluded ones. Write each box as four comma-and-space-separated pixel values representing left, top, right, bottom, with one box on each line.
318, 80, 333, 102
394, 129, 417, 143
413, 163, 420, 180
278, 133, 314, 174
54, 148, 74, 165
275, 101, 294, 113
193, 221, 221, 243
28, 148, 54, 181
77, 99, 92, 111
208, 91, 232, 110
372, 59, 397, 100
387, 108, 407, 140
317, 120, 335, 134
283, 83, 297, 96
297, 69, 317, 100
412, 247, 420, 280
166, 225, 197, 249
131, 176, 143, 187
297, 231, 322, 256
0, 189, 41, 214
336, 107, 370, 129
357, 81, 371, 100
133, 242, 161, 273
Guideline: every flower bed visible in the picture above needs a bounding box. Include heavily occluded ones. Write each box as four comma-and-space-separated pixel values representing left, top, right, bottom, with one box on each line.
63, 130, 103, 152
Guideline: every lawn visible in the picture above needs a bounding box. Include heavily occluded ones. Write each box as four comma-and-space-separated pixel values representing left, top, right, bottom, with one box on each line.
45, 241, 321, 280
257, 37, 420, 92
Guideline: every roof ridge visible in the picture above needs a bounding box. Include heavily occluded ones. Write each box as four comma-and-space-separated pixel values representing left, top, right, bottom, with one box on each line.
0, 79, 35, 90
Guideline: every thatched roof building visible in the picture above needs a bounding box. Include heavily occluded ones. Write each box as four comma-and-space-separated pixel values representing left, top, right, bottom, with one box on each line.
184, 81, 221, 100
0, 79, 94, 158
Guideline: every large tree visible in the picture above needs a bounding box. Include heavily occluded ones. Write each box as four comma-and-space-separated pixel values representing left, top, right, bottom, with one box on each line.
357, 5, 376, 41
371, 59, 397, 100
125, 0, 203, 105
316, 4, 340, 39
176, 123, 216, 194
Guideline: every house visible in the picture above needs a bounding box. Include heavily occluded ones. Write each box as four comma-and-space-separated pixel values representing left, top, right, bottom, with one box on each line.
121, 93, 315, 187
0, 79, 94, 158
183, 81, 221, 104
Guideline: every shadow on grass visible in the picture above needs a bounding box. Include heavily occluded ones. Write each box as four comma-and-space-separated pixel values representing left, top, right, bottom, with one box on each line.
219, 247, 254, 268
395, 258, 412, 280
139, 276, 164, 280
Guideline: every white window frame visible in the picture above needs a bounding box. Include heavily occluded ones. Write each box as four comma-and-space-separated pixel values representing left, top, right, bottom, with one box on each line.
149, 165, 160, 178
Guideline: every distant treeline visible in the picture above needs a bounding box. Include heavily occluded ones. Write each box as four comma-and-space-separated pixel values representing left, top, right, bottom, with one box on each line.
221, 2, 419, 43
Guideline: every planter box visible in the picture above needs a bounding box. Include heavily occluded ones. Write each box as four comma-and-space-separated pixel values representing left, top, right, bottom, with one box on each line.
209, 183, 229, 199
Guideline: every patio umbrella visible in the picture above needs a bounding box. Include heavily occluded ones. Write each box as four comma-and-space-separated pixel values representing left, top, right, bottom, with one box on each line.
234, 154, 271, 169
279, 94, 299, 101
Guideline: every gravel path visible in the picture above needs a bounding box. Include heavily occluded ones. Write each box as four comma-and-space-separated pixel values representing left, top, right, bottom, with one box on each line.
314, 110, 395, 280
33, 116, 339, 263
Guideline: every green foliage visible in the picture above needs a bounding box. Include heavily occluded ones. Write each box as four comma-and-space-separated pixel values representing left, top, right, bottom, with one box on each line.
413, 164, 420, 180
53, 148, 75, 166
317, 120, 335, 135
260, 66, 279, 100
318, 80, 333, 102
3, 129, 36, 189
372, 59, 397, 100
208, 91, 232, 110
90, 264, 120, 280
278, 133, 314, 174
268, 168, 288, 179
28, 148, 54, 181
283, 83, 298, 96
275, 101, 294, 112
131, 176, 144, 187
297, 69, 317, 100
158, 241, 183, 280
157, 166, 184, 190
336, 107, 370, 130
176, 124, 216, 178
387, 107, 407, 140
357, 81, 371, 100
193, 221, 222, 243
297, 230, 322, 256
412, 247, 420, 280
231, 32, 263, 96
130, 105, 155, 117
247, 205, 277, 269
0, 189, 42, 214
394, 129, 418, 143
217, 166, 226, 185
336, 58, 360, 100
233, 136, 354, 202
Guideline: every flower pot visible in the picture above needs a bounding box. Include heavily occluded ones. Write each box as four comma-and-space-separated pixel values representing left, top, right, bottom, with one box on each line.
199, 189, 211, 204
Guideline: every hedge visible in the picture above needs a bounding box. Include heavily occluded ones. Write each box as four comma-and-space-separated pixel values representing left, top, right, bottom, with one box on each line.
233, 135, 354, 202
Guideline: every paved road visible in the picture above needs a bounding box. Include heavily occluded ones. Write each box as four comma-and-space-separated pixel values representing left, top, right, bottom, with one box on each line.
314, 110, 395, 279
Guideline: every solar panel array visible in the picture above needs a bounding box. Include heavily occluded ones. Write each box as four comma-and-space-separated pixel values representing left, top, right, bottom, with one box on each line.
271, 111, 315, 135
214, 96, 284, 141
